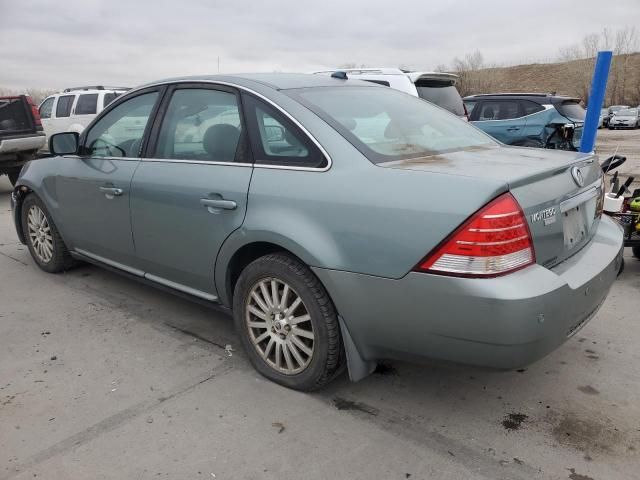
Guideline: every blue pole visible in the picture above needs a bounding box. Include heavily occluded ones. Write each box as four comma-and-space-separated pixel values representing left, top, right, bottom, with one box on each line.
580, 50, 613, 153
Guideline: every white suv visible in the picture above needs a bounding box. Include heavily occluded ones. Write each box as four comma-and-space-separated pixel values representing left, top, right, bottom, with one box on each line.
38, 86, 128, 152
313, 68, 467, 120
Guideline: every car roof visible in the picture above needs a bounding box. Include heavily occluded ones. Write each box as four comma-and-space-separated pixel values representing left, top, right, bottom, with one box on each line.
137, 73, 379, 92
313, 68, 458, 83
463, 93, 580, 103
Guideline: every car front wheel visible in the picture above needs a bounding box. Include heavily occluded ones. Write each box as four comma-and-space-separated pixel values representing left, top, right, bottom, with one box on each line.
21, 194, 76, 273
233, 253, 343, 391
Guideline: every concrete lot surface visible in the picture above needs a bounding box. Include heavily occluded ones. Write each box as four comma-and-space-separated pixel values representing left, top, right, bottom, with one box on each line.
1, 172, 639, 480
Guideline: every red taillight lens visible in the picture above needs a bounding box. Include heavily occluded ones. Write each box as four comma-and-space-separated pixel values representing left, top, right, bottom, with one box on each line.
26, 96, 42, 126
415, 193, 535, 277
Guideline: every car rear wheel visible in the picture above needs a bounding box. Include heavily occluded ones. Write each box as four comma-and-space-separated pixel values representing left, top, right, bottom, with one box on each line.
233, 252, 343, 391
21, 194, 76, 273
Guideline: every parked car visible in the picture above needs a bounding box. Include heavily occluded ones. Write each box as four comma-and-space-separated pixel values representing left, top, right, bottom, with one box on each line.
608, 107, 640, 129
464, 93, 585, 150
603, 105, 629, 128
313, 68, 467, 120
38, 86, 128, 153
599, 108, 608, 128
12, 74, 622, 390
0, 95, 45, 186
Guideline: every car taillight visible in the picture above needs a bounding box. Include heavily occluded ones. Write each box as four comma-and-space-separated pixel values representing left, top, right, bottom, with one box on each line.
26, 96, 42, 126
414, 193, 535, 278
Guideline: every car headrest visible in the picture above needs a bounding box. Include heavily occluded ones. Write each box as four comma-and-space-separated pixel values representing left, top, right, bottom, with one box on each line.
202, 124, 240, 162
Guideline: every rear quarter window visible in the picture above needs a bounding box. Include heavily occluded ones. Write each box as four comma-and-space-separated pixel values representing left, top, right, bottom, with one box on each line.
556, 101, 586, 121
75, 94, 98, 115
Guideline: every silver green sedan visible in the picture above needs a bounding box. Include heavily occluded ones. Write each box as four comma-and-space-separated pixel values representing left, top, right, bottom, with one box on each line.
11, 74, 623, 390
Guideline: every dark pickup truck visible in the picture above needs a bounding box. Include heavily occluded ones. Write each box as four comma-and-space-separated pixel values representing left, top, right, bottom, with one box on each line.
0, 95, 45, 186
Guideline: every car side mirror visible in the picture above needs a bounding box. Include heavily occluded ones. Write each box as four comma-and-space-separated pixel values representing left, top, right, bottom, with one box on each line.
50, 132, 79, 155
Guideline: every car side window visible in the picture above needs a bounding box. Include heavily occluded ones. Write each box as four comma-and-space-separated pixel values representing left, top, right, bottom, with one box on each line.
75, 94, 98, 115
39, 97, 54, 119
55, 95, 75, 118
243, 94, 326, 168
521, 100, 545, 116
103, 92, 120, 108
83, 92, 159, 158
475, 101, 521, 121
154, 88, 247, 162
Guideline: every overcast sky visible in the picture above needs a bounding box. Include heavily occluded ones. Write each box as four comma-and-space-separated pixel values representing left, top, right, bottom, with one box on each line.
1, 0, 638, 90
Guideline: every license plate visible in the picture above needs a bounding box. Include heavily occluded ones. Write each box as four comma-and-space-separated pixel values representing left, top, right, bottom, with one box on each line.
563, 200, 595, 250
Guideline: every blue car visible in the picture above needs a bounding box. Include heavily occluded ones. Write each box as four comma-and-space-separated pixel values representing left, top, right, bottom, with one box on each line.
464, 93, 586, 150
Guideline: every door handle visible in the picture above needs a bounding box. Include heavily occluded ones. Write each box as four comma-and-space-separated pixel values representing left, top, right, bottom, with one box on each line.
200, 198, 237, 211
506, 126, 521, 131
99, 186, 124, 197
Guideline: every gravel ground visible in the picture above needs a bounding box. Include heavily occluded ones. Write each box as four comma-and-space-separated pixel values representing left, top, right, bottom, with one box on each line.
596, 128, 640, 189
1, 162, 639, 480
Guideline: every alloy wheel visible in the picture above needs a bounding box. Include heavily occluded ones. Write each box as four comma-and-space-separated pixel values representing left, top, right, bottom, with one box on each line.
245, 277, 314, 375
27, 205, 54, 263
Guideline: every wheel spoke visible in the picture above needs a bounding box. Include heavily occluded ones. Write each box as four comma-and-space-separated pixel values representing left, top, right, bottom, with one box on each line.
284, 296, 302, 316
288, 340, 305, 366
270, 279, 279, 309
275, 342, 282, 369
290, 314, 310, 325
263, 337, 275, 358
291, 336, 312, 357
259, 281, 274, 309
247, 305, 268, 321
248, 320, 267, 329
292, 326, 313, 339
282, 343, 294, 371
253, 330, 270, 345
279, 284, 290, 310
251, 291, 270, 314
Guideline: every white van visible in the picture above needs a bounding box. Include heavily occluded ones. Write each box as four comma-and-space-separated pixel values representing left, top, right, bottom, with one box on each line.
313, 68, 467, 120
38, 86, 128, 152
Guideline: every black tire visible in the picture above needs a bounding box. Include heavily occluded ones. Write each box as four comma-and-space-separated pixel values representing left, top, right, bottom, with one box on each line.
233, 252, 344, 391
21, 194, 76, 273
632, 246, 640, 259
7, 170, 20, 186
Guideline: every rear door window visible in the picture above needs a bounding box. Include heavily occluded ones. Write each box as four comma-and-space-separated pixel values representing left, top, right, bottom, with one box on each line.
414, 79, 465, 116
520, 100, 545, 116
55, 95, 75, 118
474, 100, 521, 121
75, 94, 98, 115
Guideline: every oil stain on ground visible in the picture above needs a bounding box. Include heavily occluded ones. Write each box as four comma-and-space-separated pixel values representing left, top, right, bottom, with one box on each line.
502, 412, 528, 431
567, 467, 595, 480
333, 397, 379, 416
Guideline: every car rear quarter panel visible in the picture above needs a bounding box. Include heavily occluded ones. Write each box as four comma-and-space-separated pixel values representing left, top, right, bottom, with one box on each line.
214, 102, 507, 305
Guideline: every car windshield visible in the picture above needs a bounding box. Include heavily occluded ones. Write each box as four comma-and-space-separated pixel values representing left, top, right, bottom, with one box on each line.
291, 86, 496, 164
617, 108, 637, 116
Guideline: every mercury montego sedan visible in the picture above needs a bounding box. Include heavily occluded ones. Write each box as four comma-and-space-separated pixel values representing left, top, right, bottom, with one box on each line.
11, 74, 623, 391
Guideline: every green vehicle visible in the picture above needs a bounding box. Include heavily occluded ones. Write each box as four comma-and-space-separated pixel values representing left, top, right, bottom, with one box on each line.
11, 74, 623, 390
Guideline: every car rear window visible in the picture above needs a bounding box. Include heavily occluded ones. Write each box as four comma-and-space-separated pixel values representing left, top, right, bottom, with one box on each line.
556, 101, 586, 121
414, 79, 465, 116
291, 86, 496, 164
75, 94, 98, 115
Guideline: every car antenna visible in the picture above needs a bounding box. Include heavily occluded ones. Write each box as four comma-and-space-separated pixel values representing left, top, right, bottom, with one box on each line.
331, 71, 348, 80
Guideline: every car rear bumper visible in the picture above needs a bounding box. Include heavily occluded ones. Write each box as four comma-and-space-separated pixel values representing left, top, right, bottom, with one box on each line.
313, 215, 623, 369
0, 133, 45, 154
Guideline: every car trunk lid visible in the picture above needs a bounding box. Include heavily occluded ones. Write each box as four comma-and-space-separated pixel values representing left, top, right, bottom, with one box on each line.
379, 145, 604, 269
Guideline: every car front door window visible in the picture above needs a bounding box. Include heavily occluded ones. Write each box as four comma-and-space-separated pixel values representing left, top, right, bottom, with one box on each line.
84, 92, 159, 158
